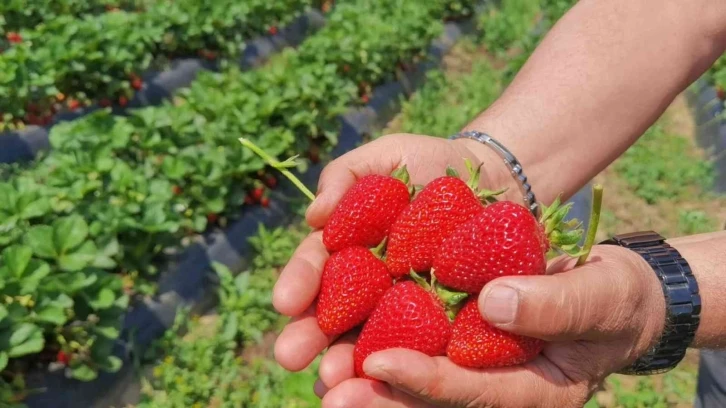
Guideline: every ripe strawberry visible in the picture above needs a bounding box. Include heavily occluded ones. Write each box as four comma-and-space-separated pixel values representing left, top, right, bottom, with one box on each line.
717, 86, 725, 101
268, 26, 278, 35
447, 299, 544, 368
118, 96, 128, 107
6, 32, 22, 44
172, 185, 183, 195
131, 77, 143, 90
323, 168, 411, 253
360, 94, 370, 104
260, 196, 270, 208
263, 174, 277, 189
99, 98, 111, 108
317, 246, 392, 336
56, 350, 70, 365
67, 99, 80, 111
207, 213, 218, 223
385, 166, 490, 278
353, 280, 452, 379
251, 187, 264, 201
434, 199, 582, 293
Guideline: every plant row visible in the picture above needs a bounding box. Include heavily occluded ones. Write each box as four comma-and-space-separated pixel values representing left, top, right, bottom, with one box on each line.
0, 0, 476, 397
709, 53, 726, 101
0, 1, 150, 35
137, 224, 319, 408
0, 0, 316, 129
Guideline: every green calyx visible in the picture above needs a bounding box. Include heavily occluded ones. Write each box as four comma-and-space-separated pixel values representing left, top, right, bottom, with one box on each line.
542, 184, 604, 263
391, 165, 415, 197
370, 237, 388, 260
447, 159, 508, 205
409, 270, 468, 321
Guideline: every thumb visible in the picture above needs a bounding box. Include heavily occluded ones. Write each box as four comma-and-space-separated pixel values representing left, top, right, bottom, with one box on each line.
305, 136, 403, 229
476, 245, 663, 342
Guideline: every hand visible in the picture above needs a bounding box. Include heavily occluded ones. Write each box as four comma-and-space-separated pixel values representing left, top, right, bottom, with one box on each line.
272, 133, 510, 367
314, 245, 667, 408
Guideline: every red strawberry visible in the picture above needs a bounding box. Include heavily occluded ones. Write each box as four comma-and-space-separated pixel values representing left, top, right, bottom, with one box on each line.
207, 213, 218, 223
260, 196, 270, 208
434, 199, 582, 293
268, 26, 278, 35
360, 94, 370, 104
323, 168, 411, 253
717, 86, 725, 101
67, 99, 80, 111
56, 350, 70, 365
263, 174, 277, 189
6, 32, 22, 44
131, 77, 143, 90
172, 185, 183, 195
118, 96, 128, 107
99, 98, 111, 108
252, 187, 264, 201
385, 169, 487, 278
447, 299, 544, 368
317, 247, 392, 336
353, 280, 452, 379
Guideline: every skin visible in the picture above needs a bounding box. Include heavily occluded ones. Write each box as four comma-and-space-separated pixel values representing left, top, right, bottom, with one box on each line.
273, 0, 726, 406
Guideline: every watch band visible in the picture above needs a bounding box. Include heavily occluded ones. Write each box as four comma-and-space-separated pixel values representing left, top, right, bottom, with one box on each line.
601, 231, 701, 375
449, 130, 540, 218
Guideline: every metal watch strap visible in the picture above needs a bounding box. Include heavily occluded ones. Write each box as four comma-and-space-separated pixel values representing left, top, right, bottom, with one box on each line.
601, 231, 701, 375
449, 130, 539, 218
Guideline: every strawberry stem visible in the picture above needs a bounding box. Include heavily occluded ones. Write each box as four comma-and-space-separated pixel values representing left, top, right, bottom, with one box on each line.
409, 270, 431, 291
391, 165, 410, 184
239, 138, 316, 202
575, 184, 604, 266
371, 237, 388, 259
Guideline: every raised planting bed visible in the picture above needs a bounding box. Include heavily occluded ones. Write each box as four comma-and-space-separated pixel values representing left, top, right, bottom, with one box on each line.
686, 74, 726, 194
0, 7, 326, 165
0, 0, 483, 405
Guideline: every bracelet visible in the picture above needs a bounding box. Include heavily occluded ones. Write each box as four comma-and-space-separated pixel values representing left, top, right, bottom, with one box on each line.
449, 130, 539, 218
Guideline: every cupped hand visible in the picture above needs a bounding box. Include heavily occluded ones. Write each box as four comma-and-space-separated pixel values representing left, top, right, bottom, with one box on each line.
272, 133, 508, 371
315, 245, 667, 408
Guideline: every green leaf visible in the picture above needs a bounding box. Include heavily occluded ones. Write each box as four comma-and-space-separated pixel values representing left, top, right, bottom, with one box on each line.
71, 363, 98, 381
97, 355, 122, 373
0, 351, 7, 372
53, 215, 89, 254
19, 197, 50, 220
0, 305, 7, 322
2, 245, 33, 277
6, 323, 45, 357
87, 288, 116, 310
59, 240, 98, 271
34, 303, 68, 326
94, 324, 120, 339
18, 261, 51, 294
24, 225, 57, 259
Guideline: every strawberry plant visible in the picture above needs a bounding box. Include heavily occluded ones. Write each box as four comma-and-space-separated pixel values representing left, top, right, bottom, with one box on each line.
0, 0, 315, 127
1, 0, 474, 397
479, 0, 541, 56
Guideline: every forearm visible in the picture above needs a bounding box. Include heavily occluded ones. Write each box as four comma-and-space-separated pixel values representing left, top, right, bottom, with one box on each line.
460, 0, 726, 203
668, 231, 726, 349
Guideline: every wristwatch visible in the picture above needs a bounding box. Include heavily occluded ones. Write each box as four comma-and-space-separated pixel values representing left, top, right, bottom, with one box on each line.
600, 231, 701, 375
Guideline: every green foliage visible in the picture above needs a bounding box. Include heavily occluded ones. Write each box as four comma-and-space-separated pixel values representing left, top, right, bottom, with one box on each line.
0, 0, 314, 126
395, 58, 502, 137
614, 125, 715, 204
678, 209, 717, 235
709, 53, 726, 91
0, 1, 149, 33
479, 0, 541, 56
138, 224, 317, 408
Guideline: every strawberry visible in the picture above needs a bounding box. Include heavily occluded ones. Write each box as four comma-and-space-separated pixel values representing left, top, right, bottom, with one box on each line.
131, 77, 143, 90
447, 299, 544, 368
172, 185, 183, 195
206, 213, 218, 223
323, 167, 411, 253
317, 246, 392, 336
6, 32, 22, 44
717, 86, 725, 101
251, 186, 264, 201
99, 98, 111, 108
353, 279, 453, 379
56, 350, 70, 365
268, 26, 278, 35
263, 174, 277, 189
260, 196, 270, 208
434, 199, 582, 294
118, 96, 128, 107
67, 99, 80, 111
244, 195, 254, 205
360, 94, 370, 104
385, 165, 493, 278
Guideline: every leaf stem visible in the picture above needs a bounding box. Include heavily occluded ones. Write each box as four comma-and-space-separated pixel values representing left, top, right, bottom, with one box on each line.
576, 184, 604, 266
239, 138, 316, 202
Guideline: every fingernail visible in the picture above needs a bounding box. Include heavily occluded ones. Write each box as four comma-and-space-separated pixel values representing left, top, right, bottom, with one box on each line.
313, 379, 328, 398
480, 285, 519, 324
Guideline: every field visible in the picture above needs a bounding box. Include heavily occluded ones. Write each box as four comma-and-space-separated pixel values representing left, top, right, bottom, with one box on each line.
1, 0, 725, 407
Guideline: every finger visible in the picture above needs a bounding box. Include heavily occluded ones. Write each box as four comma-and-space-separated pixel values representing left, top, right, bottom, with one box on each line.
319, 332, 357, 390
362, 349, 585, 408
322, 378, 432, 408
273, 231, 327, 317
274, 306, 335, 371
314, 379, 329, 399
306, 136, 402, 229
477, 245, 662, 341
